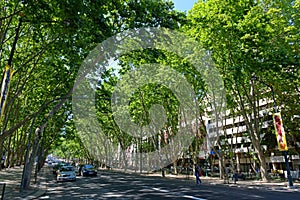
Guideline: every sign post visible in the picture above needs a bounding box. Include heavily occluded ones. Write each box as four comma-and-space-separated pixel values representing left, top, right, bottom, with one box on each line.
273, 113, 288, 152
252, 75, 294, 188
272, 112, 294, 188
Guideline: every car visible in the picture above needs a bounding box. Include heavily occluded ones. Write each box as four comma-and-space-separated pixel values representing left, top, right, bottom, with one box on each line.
53, 162, 70, 174
232, 172, 246, 180
56, 166, 76, 182
79, 164, 97, 176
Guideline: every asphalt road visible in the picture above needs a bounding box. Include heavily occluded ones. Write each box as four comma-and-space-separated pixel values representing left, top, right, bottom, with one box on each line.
38, 170, 300, 200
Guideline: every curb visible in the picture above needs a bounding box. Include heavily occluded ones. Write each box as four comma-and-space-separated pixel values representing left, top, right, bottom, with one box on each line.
6, 188, 47, 200
23, 189, 47, 200
11, 189, 47, 200
0, 166, 49, 200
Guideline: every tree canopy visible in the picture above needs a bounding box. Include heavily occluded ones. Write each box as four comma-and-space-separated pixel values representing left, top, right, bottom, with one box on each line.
0, 0, 299, 187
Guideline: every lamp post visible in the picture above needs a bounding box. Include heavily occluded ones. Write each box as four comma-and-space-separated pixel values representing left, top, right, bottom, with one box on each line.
251, 75, 294, 188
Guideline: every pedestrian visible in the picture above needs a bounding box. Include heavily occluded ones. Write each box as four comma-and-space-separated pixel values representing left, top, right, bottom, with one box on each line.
195, 165, 202, 184
162, 168, 165, 177
233, 170, 238, 184
224, 167, 230, 184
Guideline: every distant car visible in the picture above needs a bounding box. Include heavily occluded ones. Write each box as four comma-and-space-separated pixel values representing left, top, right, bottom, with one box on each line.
57, 166, 76, 182
79, 164, 97, 176
232, 172, 246, 180
47, 161, 53, 166
53, 162, 70, 174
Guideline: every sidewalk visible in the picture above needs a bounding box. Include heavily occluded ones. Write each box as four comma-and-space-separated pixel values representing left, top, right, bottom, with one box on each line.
107, 167, 300, 191
145, 171, 300, 192
0, 166, 47, 200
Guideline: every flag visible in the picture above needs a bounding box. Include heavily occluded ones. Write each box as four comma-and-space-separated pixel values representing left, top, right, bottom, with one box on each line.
0, 65, 14, 118
273, 112, 288, 151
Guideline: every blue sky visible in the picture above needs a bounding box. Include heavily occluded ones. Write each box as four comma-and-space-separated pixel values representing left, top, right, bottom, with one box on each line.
172, 0, 198, 12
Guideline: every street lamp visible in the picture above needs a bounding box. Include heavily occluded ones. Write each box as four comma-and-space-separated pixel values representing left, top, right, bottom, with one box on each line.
251, 75, 294, 188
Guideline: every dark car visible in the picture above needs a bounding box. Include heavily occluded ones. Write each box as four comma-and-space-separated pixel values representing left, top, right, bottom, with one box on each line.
79, 164, 97, 176
232, 172, 246, 180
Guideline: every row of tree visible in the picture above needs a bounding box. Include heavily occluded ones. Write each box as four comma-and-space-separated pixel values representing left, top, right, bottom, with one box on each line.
185, 0, 299, 181
0, 0, 299, 189
0, 0, 186, 190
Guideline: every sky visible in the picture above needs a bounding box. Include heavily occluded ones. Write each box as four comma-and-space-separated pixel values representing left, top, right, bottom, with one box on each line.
172, 0, 198, 12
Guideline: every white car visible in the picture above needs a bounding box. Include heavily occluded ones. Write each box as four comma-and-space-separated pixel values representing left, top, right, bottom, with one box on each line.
56, 166, 76, 182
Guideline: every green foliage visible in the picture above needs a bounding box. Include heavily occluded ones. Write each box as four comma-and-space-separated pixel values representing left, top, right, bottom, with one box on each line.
0, 0, 188, 166
2, 0, 298, 174
186, 0, 299, 148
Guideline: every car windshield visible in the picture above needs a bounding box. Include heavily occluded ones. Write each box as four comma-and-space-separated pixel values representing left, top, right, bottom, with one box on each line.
84, 165, 94, 169
61, 166, 74, 171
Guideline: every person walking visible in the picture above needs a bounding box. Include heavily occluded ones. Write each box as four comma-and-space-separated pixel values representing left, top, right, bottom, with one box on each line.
224, 167, 230, 184
233, 170, 238, 184
195, 165, 202, 185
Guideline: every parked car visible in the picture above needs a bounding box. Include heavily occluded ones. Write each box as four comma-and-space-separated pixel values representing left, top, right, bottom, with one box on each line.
78, 164, 97, 176
232, 172, 246, 180
53, 162, 70, 174
56, 166, 76, 182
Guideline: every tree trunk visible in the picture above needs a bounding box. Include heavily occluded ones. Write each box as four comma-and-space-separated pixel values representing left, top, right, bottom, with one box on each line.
9, 133, 18, 168
0, 139, 4, 170
21, 128, 41, 190
174, 159, 178, 175
5, 135, 11, 168
17, 139, 26, 166
236, 83, 269, 182
219, 154, 226, 181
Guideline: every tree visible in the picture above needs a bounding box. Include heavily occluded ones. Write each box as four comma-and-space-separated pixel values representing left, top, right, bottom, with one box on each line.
186, 0, 300, 181
0, 0, 188, 189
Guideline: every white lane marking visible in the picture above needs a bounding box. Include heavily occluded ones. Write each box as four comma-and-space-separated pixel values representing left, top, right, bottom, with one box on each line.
152, 187, 170, 193
183, 195, 207, 200
151, 187, 207, 200
39, 196, 50, 199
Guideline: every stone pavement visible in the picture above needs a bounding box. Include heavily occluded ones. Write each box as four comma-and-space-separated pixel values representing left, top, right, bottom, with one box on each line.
0, 165, 47, 200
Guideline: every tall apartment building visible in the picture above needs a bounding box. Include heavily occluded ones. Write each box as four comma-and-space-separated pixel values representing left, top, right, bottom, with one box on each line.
205, 98, 300, 177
